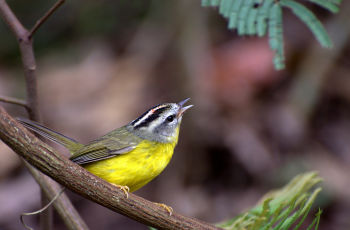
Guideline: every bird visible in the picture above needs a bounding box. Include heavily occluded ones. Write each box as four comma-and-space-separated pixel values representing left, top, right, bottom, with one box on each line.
18, 98, 192, 199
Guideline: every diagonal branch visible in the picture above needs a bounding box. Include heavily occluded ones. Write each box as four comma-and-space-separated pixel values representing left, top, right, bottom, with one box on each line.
0, 106, 221, 230
0, 0, 65, 120
0, 0, 27, 40
29, 0, 65, 38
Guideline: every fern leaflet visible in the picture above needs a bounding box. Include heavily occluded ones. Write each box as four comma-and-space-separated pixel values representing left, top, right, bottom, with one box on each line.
201, 0, 342, 70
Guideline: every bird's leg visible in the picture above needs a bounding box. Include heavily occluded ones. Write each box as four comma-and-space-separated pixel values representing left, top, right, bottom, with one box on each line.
154, 202, 173, 216
114, 185, 130, 198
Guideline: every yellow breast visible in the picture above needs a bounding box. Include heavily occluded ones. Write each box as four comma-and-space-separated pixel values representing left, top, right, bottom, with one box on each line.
83, 139, 177, 192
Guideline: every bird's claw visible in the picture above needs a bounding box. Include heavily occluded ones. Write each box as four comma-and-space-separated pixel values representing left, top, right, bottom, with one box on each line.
115, 185, 130, 198
155, 202, 173, 216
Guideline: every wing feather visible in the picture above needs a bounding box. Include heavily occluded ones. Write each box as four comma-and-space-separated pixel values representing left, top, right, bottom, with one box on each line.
70, 126, 141, 165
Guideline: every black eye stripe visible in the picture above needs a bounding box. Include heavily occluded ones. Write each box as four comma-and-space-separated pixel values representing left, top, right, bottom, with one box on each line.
132, 105, 171, 129
131, 104, 164, 125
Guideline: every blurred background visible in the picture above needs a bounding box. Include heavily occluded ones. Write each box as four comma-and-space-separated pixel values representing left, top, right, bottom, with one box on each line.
1, 0, 350, 229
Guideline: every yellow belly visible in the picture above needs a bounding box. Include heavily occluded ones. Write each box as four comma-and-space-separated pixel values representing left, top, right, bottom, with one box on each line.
83, 140, 177, 192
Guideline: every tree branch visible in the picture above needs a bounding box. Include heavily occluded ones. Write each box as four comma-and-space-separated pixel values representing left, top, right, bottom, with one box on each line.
0, 0, 27, 40
0, 95, 28, 109
0, 106, 221, 230
25, 162, 89, 230
0, 0, 38, 120
0, 0, 65, 121
0, 1, 87, 229
29, 0, 65, 38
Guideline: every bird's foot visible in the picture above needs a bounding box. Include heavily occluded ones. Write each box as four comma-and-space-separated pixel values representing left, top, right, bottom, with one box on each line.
114, 185, 130, 198
154, 202, 173, 216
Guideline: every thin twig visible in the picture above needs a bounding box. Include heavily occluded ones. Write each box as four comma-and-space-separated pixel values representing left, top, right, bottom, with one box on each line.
0, 0, 39, 120
0, 107, 222, 230
1, 0, 48, 227
0, 95, 28, 109
21, 187, 65, 230
0, 0, 27, 39
25, 163, 89, 230
0, 1, 87, 230
29, 0, 65, 38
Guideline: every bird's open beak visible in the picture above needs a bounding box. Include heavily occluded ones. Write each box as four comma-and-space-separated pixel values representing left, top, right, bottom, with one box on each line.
177, 98, 193, 117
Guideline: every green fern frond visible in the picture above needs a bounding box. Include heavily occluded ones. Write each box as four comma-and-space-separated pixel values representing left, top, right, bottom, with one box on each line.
306, 209, 322, 230
228, 0, 243, 29
206, 0, 220, 7
247, 8, 259, 35
268, 2, 284, 70
280, 0, 332, 48
202, 0, 342, 70
220, 0, 232, 17
256, 0, 274, 37
306, 0, 340, 13
216, 172, 323, 230
237, 0, 255, 35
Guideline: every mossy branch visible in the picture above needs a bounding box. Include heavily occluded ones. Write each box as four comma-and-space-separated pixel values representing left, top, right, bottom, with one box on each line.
0, 105, 221, 230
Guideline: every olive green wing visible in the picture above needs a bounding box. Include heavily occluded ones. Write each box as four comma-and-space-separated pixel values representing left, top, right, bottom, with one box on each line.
70, 126, 142, 165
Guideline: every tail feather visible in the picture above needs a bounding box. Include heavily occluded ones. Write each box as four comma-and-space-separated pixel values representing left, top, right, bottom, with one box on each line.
17, 118, 84, 153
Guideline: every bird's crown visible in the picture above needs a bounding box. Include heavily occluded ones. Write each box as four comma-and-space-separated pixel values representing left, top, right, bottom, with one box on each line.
128, 98, 192, 143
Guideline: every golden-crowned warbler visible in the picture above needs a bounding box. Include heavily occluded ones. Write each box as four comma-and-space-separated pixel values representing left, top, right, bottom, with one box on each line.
18, 98, 192, 194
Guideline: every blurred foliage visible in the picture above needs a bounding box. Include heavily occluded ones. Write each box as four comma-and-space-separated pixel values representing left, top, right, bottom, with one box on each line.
201, 0, 341, 69
0, 0, 152, 65
217, 172, 322, 230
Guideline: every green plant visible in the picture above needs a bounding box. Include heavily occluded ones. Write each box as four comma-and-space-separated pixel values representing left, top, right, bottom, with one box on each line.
217, 172, 322, 230
202, 0, 342, 70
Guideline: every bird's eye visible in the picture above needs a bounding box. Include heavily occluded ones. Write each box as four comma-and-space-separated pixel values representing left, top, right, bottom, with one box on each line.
166, 115, 175, 122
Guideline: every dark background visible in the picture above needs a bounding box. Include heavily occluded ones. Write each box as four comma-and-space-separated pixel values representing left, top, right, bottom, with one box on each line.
1, 0, 350, 229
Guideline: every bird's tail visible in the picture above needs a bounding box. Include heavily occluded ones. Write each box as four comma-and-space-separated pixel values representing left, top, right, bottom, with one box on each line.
18, 118, 84, 153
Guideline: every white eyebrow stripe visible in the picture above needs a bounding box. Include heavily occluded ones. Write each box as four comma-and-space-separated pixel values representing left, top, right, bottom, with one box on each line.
133, 110, 153, 127
133, 104, 170, 127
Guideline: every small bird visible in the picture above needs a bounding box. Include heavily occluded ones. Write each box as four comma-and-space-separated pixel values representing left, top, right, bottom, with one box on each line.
18, 99, 192, 196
